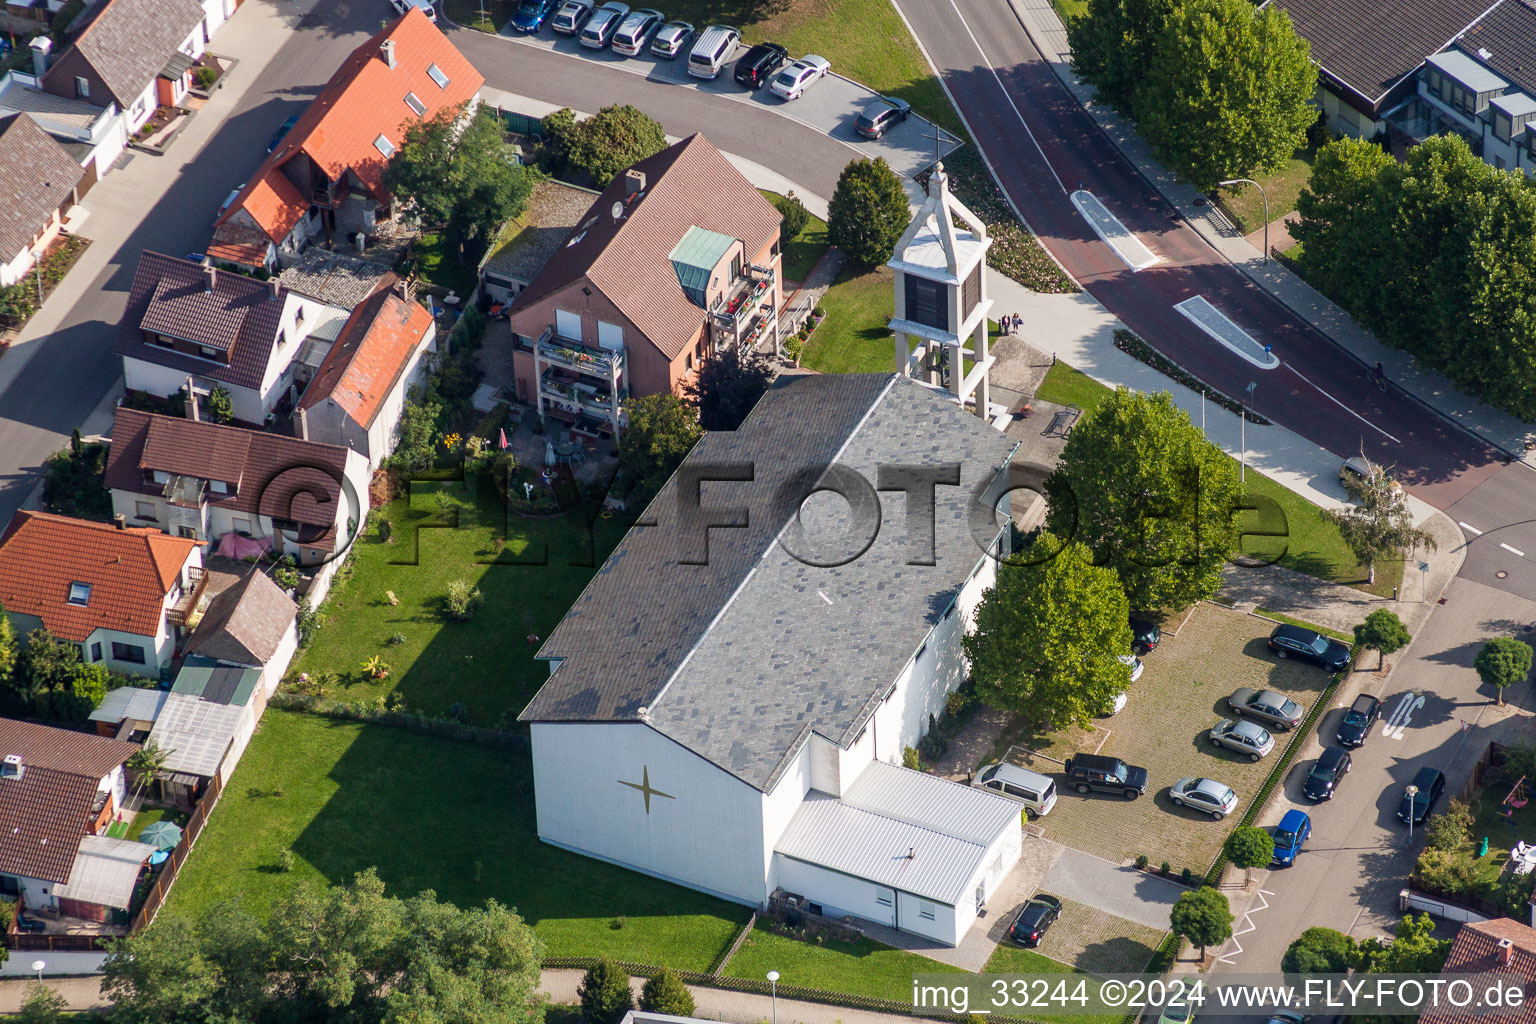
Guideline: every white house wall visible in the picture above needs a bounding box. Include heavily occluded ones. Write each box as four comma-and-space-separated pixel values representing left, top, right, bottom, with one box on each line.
83, 624, 172, 676
773, 854, 959, 945
761, 740, 813, 891
123, 356, 267, 424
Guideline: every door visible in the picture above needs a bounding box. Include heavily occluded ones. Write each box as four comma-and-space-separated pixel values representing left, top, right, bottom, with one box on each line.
874, 887, 896, 925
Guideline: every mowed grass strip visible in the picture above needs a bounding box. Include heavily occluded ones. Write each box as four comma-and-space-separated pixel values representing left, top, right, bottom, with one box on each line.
164, 710, 747, 969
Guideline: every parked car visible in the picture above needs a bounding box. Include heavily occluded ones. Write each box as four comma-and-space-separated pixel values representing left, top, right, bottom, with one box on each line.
1130, 615, 1160, 654
1208, 718, 1274, 761
389, 0, 437, 20
769, 54, 830, 100
611, 8, 663, 54
973, 763, 1057, 818
855, 96, 910, 138
1063, 753, 1148, 799
580, 2, 630, 47
687, 24, 739, 78
1169, 777, 1239, 820
1158, 1003, 1195, 1024
1271, 808, 1312, 866
510, 0, 560, 32
550, 0, 595, 34
1336, 693, 1381, 747
1007, 893, 1063, 947
1340, 454, 1401, 494
733, 41, 787, 88
1268, 623, 1351, 672
1228, 687, 1305, 731
216, 184, 244, 223
1303, 747, 1352, 801
650, 19, 693, 56
266, 114, 300, 153
1397, 765, 1446, 825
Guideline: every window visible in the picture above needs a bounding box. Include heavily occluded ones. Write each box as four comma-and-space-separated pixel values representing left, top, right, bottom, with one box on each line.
555, 309, 581, 340
914, 642, 927, 660
875, 891, 894, 908
110, 642, 146, 664
597, 320, 623, 352
374, 134, 396, 158
74, 76, 89, 99
198, 345, 220, 359
67, 582, 91, 606
151, 333, 176, 349
90, 642, 102, 663
209, 480, 228, 494
152, 470, 169, 484
233, 517, 252, 536
1427, 68, 1442, 93
294, 305, 305, 327
426, 62, 449, 88
904, 274, 949, 333
404, 91, 426, 116
134, 500, 157, 521
1495, 111, 1512, 142
962, 263, 981, 319
918, 902, 936, 921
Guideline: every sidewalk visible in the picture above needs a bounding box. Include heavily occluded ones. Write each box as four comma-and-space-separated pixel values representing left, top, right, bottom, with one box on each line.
1001, 0, 1536, 460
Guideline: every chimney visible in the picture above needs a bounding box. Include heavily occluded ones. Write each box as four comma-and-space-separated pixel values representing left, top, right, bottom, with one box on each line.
1500, 937, 1515, 967
0, 755, 23, 780
113, 513, 126, 531
381, 38, 396, 69
28, 36, 51, 78
185, 376, 200, 422
906, 846, 915, 860
203, 264, 217, 292
624, 169, 646, 198
296, 405, 308, 441
268, 276, 281, 299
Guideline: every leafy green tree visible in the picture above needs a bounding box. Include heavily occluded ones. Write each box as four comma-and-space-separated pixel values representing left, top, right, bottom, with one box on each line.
1354, 609, 1411, 671
44, 662, 110, 721
42, 439, 112, 521
206, 385, 234, 424
1475, 636, 1533, 706
1134, 0, 1316, 191
685, 347, 776, 431
639, 968, 695, 1016
0, 604, 16, 700
1223, 825, 1274, 887
964, 532, 1133, 730
1067, 0, 1182, 113
578, 957, 633, 1024
1326, 462, 1434, 585
126, 739, 173, 809
1169, 886, 1233, 961
567, 105, 667, 186
827, 157, 909, 267
540, 107, 580, 172
617, 394, 703, 501
1282, 927, 1353, 974
1045, 387, 1240, 611
1353, 913, 1448, 974
1291, 136, 1395, 302
19, 629, 78, 708
14, 985, 67, 1024
1422, 800, 1473, 852
772, 190, 811, 240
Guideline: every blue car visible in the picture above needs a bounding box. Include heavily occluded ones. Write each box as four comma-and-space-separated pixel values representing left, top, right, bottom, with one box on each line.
510, 0, 559, 31
1271, 809, 1311, 866
266, 114, 300, 153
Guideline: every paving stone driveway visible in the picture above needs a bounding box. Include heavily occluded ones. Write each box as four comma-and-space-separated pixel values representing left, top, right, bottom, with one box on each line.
1040, 845, 1187, 931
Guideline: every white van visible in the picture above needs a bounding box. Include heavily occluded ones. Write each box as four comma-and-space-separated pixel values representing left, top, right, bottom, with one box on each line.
973, 763, 1057, 818
687, 25, 739, 79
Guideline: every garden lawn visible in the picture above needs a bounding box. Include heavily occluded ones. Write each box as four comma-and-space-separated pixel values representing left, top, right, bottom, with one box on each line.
725, 924, 963, 1000
292, 476, 631, 722
1215, 149, 1315, 237
800, 265, 894, 373
412, 231, 479, 298
763, 192, 830, 284
1049, 0, 1088, 22
163, 710, 747, 968
126, 806, 189, 843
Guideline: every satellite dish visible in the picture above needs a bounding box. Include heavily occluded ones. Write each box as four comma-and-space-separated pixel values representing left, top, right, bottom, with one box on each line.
611, 201, 624, 220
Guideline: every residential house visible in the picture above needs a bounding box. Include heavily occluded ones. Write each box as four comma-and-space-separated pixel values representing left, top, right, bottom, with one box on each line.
1421, 917, 1536, 1024
182, 568, 298, 693
505, 134, 783, 440
103, 407, 369, 568
520, 373, 1024, 947
478, 179, 595, 306
208, 8, 483, 271
1411, 0, 1536, 171
0, 718, 140, 914
0, 112, 87, 287
0, 44, 128, 187
0, 511, 201, 677
295, 285, 436, 468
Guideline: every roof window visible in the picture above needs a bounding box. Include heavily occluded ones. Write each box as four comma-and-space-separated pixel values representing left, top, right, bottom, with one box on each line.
426, 63, 449, 89
374, 134, 396, 158
404, 91, 426, 116
67, 582, 91, 606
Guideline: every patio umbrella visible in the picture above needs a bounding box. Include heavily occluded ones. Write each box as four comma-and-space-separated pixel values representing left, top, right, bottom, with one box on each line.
498, 428, 509, 451
545, 441, 556, 467
137, 821, 183, 852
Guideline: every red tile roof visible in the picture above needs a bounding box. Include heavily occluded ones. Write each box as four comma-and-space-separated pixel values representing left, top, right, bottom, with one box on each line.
297, 289, 433, 428
0, 511, 197, 643
1423, 918, 1536, 1024
217, 8, 484, 245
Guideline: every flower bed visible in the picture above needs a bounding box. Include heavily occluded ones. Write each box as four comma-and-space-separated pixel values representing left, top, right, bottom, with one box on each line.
783, 307, 826, 365
0, 236, 89, 331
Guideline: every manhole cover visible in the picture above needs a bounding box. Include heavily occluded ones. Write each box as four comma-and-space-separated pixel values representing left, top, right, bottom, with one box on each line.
1498, 571, 1509, 579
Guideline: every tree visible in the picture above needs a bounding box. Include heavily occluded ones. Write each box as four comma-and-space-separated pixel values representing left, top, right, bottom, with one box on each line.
1169, 886, 1232, 961
103, 868, 544, 1024
1282, 927, 1353, 974
126, 739, 173, 809
963, 532, 1133, 730
639, 968, 695, 1016
1133, 0, 1316, 192
16, 629, 77, 712
0, 604, 16, 701
578, 957, 633, 1024
1291, 136, 1395, 305
1354, 609, 1411, 671
1223, 825, 1274, 888
14, 985, 67, 1024
206, 385, 234, 424
540, 107, 580, 172
567, 105, 667, 186
41, 440, 111, 521
772, 190, 810, 240
685, 347, 776, 431
1326, 462, 1435, 585
1045, 387, 1240, 611
1353, 913, 1448, 974
617, 394, 703, 501
827, 157, 909, 267
1475, 637, 1533, 706
1067, 0, 1182, 113
49, 662, 110, 721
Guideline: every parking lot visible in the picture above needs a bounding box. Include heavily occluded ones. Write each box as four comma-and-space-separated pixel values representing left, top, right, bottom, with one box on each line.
1004, 604, 1335, 871
490, 24, 961, 181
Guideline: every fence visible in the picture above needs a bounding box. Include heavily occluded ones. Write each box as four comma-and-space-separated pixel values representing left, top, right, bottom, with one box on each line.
495, 108, 546, 141
1400, 888, 1492, 924
5, 932, 110, 952
129, 771, 225, 932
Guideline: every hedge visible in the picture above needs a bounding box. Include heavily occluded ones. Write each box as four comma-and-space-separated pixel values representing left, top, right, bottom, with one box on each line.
1113, 329, 1271, 425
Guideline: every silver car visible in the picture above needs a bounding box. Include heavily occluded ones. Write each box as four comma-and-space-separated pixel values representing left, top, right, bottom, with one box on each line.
610, 7, 662, 54
1208, 718, 1274, 761
649, 18, 692, 57
1229, 687, 1304, 730
1169, 777, 1240, 820
769, 54, 830, 100
579, 1, 629, 48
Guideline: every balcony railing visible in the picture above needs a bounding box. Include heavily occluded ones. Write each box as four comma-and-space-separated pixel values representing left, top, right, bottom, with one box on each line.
536, 334, 625, 377
711, 265, 775, 328
165, 567, 209, 627
539, 374, 626, 417
161, 474, 206, 509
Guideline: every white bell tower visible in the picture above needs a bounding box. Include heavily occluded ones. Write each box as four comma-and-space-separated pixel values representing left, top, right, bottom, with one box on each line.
888, 163, 996, 421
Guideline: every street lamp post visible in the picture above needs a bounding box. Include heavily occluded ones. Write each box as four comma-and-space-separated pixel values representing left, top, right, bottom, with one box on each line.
1220, 178, 1270, 260
1240, 382, 1257, 483
1406, 785, 1419, 843
767, 970, 779, 1024
30, 960, 44, 983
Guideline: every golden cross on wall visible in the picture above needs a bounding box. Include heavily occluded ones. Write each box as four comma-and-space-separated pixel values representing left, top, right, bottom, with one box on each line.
618, 765, 675, 814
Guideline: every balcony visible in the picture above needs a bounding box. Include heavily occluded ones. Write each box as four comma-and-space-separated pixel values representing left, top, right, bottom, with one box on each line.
536, 333, 626, 379
165, 567, 209, 628
711, 264, 775, 329
538, 371, 626, 420
161, 474, 206, 509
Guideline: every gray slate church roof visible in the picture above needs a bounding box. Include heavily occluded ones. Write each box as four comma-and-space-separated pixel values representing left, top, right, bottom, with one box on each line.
521, 373, 1018, 792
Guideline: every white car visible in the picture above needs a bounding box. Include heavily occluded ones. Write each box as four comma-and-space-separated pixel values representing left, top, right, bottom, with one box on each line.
768, 54, 830, 100
1169, 777, 1240, 820
1100, 655, 1142, 716
650, 19, 693, 57
579, 1, 630, 48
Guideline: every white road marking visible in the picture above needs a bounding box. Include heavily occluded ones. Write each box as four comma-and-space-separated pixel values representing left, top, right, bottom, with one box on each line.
1071, 190, 1159, 270
1175, 296, 1280, 368
1217, 888, 1271, 964
1460, 522, 1484, 536
1501, 542, 1526, 557
1382, 692, 1424, 741
1283, 363, 1402, 443
817, 590, 833, 605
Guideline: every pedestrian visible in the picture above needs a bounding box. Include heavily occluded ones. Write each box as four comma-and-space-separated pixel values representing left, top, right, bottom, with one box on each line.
1012, 313, 1023, 334
998, 315, 1009, 335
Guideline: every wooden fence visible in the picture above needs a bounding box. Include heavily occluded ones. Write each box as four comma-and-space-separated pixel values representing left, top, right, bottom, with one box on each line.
128, 771, 225, 933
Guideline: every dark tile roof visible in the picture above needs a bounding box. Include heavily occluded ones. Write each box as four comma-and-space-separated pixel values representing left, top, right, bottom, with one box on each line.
115, 251, 288, 392
104, 408, 352, 531
0, 113, 83, 260
1422, 918, 1536, 1024
0, 719, 139, 778
1457, 0, 1536, 93
43, 0, 205, 109
522, 374, 1020, 791
278, 249, 397, 309
184, 569, 295, 666
141, 414, 252, 486
1267, 0, 1497, 106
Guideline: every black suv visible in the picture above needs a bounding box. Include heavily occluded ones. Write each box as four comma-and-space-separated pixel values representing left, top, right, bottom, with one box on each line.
1397, 766, 1446, 825
1268, 623, 1351, 671
1063, 753, 1148, 800
733, 42, 787, 88
1336, 693, 1381, 747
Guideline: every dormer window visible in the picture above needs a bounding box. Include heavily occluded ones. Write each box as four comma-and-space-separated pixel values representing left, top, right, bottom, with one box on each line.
67, 582, 91, 606
426, 63, 449, 89
152, 470, 169, 484
198, 344, 219, 360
